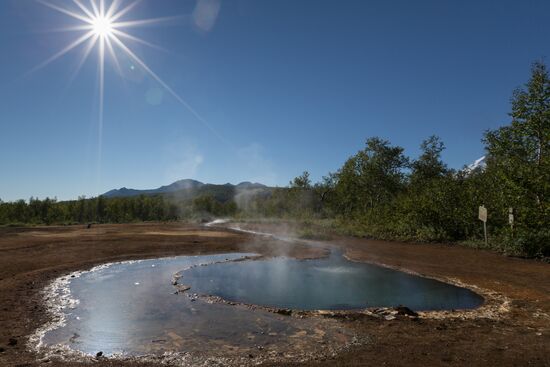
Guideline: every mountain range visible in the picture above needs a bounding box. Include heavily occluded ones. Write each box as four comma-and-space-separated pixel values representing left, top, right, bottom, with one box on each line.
102, 179, 268, 200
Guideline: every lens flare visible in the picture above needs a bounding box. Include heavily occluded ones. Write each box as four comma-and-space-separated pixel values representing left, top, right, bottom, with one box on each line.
33, 0, 225, 190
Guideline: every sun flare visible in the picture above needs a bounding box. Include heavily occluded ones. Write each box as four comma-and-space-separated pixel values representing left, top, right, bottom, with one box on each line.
92, 16, 114, 37
34, 0, 220, 164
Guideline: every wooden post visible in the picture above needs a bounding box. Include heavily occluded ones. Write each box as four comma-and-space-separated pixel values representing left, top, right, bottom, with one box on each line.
483, 221, 488, 247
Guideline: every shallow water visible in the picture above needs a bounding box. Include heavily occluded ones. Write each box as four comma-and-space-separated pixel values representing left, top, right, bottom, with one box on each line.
42, 253, 356, 358
41, 249, 482, 359
180, 250, 484, 311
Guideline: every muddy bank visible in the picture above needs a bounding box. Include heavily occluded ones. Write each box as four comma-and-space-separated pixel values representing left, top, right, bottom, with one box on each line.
0, 222, 549, 366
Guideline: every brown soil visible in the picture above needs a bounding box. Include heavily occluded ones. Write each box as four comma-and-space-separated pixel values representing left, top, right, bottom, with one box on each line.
0, 222, 548, 366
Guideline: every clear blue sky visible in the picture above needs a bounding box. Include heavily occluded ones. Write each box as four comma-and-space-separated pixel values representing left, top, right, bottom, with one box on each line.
1, 0, 549, 201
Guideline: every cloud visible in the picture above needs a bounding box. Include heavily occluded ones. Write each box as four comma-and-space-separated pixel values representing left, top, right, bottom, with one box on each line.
193, 0, 222, 32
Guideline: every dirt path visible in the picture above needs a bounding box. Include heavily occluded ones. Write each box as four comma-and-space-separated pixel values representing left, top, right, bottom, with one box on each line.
0, 222, 548, 366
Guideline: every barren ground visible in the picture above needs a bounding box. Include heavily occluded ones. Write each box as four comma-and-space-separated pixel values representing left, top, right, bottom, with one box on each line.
0, 222, 548, 366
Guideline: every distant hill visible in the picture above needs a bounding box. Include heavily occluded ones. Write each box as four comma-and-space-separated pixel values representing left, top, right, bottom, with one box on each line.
102, 179, 269, 202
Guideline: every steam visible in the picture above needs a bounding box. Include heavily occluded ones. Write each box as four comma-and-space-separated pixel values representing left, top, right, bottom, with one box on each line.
233, 187, 264, 213
205, 217, 329, 261
164, 141, 204, 184
237, 143, 278, 186
205, 218, 229, 227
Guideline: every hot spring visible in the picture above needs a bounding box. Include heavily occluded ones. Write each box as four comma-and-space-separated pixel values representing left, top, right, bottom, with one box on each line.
37, 245, 482, 359
177, 250, 483, 311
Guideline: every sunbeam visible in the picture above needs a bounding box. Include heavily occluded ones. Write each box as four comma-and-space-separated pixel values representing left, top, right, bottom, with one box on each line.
112, 29, 167, 52
72, 0, 95, 19
68, 33, 98, 84
37, 0, 93, 24
109, 33, 227, 143
113, 15, 187, 29
33, 0, 227, 194
29, 30, 96, 74
110, 0, 141, 23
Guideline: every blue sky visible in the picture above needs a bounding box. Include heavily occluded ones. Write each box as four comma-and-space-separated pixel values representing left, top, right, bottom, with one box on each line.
1, 0, 549, 201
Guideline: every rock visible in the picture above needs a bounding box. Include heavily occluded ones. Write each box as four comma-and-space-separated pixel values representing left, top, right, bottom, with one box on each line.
276, 309, 292, 316
384, 315, 396, 321
174, 284, 191, 293
0, 347, 4, 353
395, 306, 419, 317
96, 351, 103, 358
8, 338, 17, 346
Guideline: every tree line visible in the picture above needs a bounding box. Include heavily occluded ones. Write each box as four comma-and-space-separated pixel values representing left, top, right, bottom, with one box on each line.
0, 193, 240, 225
237, 62, 550, 257
1, 62, 548, 257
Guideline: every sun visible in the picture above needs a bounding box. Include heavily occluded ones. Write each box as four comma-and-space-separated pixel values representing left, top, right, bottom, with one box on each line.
92, 16, 114, 38
33, 0, 171, 78
33, 0, 221, 163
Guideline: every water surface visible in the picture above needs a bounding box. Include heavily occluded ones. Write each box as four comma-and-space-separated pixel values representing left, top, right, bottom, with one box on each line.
41, 248, 483, 360
42, 253, 355, 359
180, 250, 483, 311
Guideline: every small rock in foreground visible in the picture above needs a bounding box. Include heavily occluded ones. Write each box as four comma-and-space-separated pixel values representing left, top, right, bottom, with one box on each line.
395, 306, 419, 317
276, 309, 292, 316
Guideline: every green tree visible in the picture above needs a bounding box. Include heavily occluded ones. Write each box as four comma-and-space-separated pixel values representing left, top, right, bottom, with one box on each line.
335, 137, 409, 215
290, 171, 312, 189
410, 135, 447, 184
483, 61, 550, 255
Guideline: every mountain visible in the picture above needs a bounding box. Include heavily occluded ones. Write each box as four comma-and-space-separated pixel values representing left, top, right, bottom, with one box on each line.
156, 179, 204, 193
102, 179, 268, 200
464, 156, 487, 173
235, 181, 268, 190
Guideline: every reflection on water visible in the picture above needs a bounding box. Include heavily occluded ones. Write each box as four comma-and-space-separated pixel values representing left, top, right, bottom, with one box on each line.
43, 253, 356, 359
180, 251, 484, 311
42, 250, 482, 360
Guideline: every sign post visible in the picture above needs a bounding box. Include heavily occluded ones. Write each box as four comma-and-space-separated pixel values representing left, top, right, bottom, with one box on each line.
478, 205, 488, 247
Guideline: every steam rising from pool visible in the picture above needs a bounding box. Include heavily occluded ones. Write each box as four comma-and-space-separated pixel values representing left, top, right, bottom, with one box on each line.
177, 250, 484, 311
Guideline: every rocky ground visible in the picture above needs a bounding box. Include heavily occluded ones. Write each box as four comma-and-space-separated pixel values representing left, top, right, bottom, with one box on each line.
0, 222, 548, 366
